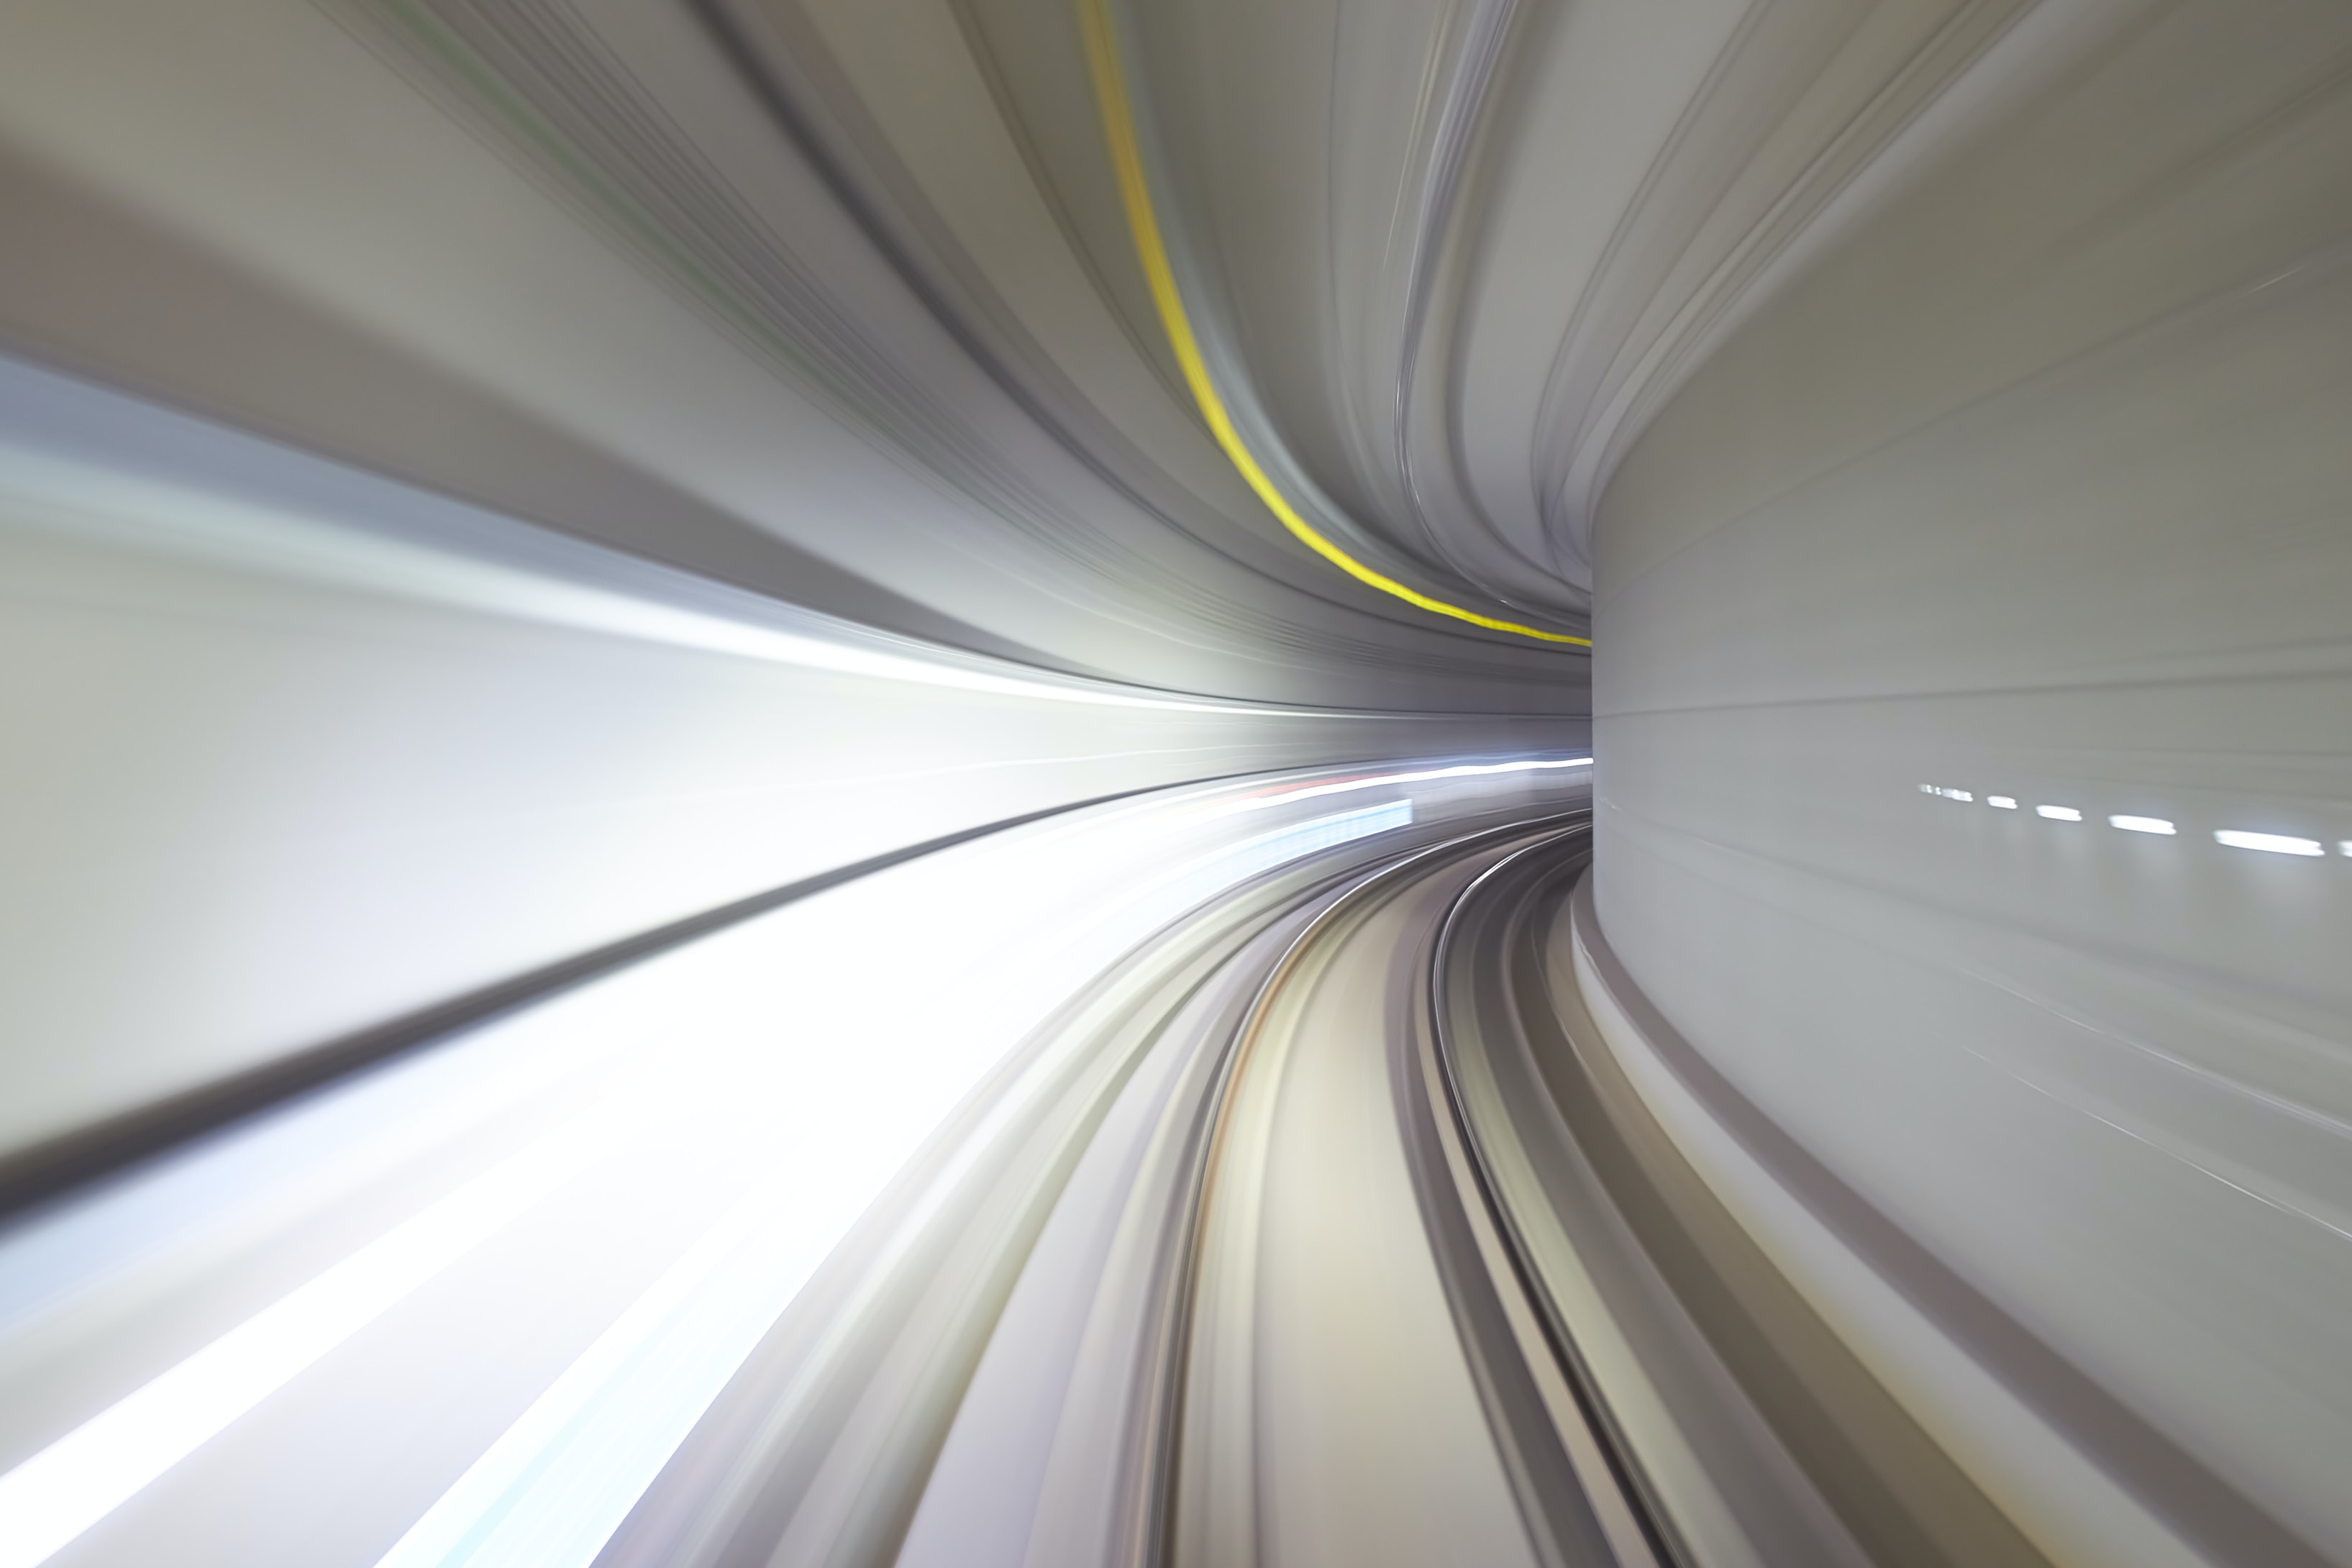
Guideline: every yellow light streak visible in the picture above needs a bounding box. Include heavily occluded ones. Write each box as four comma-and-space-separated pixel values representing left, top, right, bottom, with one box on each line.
1075, 0, 1590, 647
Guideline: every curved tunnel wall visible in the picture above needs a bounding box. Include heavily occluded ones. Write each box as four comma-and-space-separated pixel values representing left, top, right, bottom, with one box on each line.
1590, 1, 2352, 1551
4, 0, 2350, 1561
0, 355, 1580, 1170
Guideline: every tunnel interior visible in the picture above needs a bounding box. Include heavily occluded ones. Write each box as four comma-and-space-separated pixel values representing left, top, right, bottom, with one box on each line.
1, 1, 2348, 1566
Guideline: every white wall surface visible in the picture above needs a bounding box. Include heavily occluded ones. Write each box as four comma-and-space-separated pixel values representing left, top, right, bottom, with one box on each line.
1592, 1, 2352, 1556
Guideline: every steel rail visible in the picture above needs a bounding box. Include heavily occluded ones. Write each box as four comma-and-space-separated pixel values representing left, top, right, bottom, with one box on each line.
1136, 808, 1592, 1568
1421, 829, 1682, 1568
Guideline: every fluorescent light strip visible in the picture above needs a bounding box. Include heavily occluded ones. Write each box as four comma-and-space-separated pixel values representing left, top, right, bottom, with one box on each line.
2036, 805, 2083, 821
0, 1116, 616, 1568
2215, 830, 2323, 857
2110, 816, 2176, 835
1987, 796, 2018, 810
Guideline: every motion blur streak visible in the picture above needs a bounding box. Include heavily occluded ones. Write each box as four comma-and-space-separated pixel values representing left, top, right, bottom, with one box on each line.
0, 1111, 612, 1568
1, 1, 2349, 1567
1074, 0, 1588, 646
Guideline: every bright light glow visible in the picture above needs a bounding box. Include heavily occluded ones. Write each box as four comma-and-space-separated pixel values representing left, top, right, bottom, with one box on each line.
2215, 830, 2323, 857
0, 1115, 614, 1568
2109, 816, 2175, 835
369, 795, 1421, 1568
0, 760, 1579, 1568
1236, 757, 1588, 811
1987, 796, 2018, 809
2036, 805, 2083, 821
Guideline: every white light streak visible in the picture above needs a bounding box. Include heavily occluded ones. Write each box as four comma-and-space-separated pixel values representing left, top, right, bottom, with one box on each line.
0, 421, 1341, 723
2036, 805, 2083, 821
1236, 756, 1589, 811
2215, 830, 2323, 857
370, 1170, 825, 1568
2108, 816, 2175, 835
370, 795, 1427, 1568
1987, 796, 2018, 810
0, 1116, 614, 1568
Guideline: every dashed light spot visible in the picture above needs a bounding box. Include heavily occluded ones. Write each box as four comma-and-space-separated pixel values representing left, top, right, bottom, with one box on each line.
1918, 785, 2343, 863
2215, 830, 2323, 857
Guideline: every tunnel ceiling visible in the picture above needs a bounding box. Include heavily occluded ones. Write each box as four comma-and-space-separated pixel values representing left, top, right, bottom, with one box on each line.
0, 0, 2033, 711
649, 0, 2028, 676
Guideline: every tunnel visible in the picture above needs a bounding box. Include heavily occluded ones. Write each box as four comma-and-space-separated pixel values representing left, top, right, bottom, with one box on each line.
1, 1, 2348, 1564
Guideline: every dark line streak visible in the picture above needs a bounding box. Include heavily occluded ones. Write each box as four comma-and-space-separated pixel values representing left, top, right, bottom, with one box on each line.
0, 770, 1269, 1226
